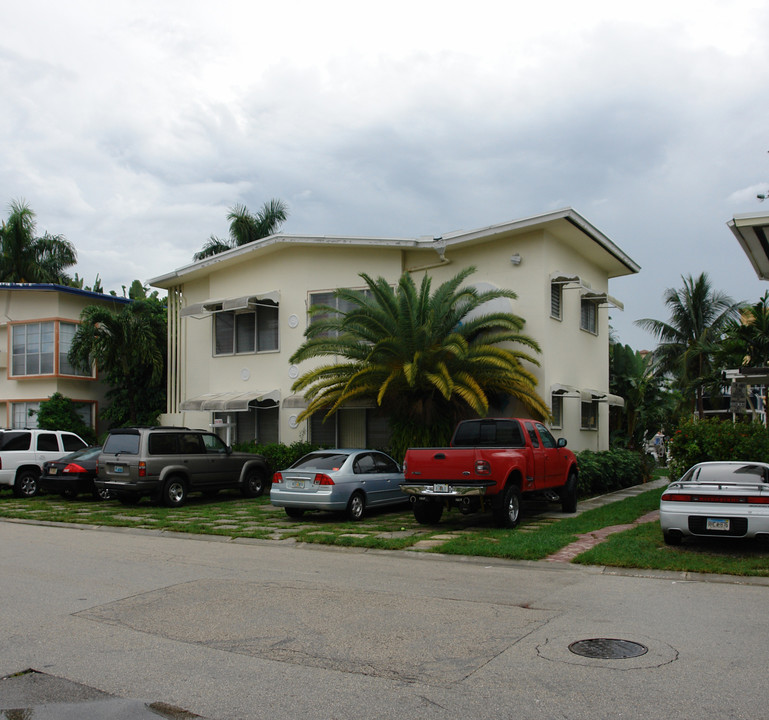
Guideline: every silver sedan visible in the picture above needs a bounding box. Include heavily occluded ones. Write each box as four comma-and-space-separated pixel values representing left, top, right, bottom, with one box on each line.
271, 449, 407, 521
660, 461, 769, 545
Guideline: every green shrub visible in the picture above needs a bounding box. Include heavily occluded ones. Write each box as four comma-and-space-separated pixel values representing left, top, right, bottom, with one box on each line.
667, 418, 769, 480
575, 448, 644, 498
36, 392, 97, 445
231, 440, 323, 473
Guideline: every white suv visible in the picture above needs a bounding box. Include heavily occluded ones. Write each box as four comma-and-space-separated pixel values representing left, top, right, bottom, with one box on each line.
0, 429, 88, 498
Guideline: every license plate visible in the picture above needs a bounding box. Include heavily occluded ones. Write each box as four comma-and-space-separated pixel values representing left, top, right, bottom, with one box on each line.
433, 483, 450, 493
289, 480, 305, 489
113, 466, 124, 473
707, 518, 730, 531
48, 468, 58, 475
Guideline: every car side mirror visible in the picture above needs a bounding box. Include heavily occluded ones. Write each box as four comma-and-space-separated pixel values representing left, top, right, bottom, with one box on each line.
557, 438, 567, 448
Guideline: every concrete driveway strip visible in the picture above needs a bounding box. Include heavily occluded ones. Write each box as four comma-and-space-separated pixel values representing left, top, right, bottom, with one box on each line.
0, 519, 767, 720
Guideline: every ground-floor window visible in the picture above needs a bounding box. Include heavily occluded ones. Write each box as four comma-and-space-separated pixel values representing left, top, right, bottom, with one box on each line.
581, 400, 598, 430
214, 404, 279, 445
550, 394, 564, 429
12, 400, 93, 430
310, 407, 390, 450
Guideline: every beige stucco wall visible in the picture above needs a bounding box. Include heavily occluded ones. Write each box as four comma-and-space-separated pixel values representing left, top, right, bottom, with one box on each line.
163, 228, 621, 452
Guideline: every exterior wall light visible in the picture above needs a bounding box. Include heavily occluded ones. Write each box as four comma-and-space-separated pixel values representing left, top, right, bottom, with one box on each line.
510, 253, 522, 265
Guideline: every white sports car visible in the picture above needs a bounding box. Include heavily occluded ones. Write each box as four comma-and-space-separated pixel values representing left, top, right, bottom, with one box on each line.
660, 461, 769, 545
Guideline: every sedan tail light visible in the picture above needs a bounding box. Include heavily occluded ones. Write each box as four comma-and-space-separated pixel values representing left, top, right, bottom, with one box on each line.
272, 472, 283, 484
313, 473, 335, 486
663, 492, 769, 505
63, 463, 86, 474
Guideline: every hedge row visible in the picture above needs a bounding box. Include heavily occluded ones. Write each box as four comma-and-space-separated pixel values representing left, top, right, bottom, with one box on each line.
232, 440, 323, 474
574, 448, 645, 498
667, 418, 769, 480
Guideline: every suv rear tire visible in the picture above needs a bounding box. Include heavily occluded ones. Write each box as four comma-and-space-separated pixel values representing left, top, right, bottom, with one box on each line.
13, 469, 40, 498
242, 469, 267, 498
162, 477, 187, 508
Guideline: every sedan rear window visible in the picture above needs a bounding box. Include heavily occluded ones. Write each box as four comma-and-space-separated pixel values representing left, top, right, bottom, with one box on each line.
292, 453, 349, 470
688, 464, 769, 484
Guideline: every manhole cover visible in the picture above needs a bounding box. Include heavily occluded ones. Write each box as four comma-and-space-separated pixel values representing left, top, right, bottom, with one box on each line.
568, 638, 648, 659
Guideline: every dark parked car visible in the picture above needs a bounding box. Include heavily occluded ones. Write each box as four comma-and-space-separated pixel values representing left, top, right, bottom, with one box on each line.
40, 446, 111, 500
95, 426, 270, 507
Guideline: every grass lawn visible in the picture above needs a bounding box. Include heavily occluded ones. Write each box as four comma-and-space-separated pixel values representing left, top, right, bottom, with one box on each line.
0, 483, 766, 576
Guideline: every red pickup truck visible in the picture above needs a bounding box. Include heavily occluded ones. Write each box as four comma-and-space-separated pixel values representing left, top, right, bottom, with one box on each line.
400, 418, 578, 527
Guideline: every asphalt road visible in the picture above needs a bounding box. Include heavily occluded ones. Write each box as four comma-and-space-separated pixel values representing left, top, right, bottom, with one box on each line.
1, 519, 767, 720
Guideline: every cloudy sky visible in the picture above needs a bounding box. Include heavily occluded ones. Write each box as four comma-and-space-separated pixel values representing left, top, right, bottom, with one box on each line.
2, 0, 768, 349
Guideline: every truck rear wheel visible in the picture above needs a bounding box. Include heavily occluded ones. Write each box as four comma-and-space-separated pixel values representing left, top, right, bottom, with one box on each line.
413, 499, 443, 525
493, 484, 521, 528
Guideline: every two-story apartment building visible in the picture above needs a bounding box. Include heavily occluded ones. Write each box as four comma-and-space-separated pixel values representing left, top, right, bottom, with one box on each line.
150, 208, 640, 452
0, 284, 132, 434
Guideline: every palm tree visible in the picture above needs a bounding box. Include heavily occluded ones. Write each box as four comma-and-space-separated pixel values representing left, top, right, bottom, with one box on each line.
0, 200, 77, 283
194, 199, 288, 260
289, 267, 550, 460
68, 299, 167, 425
635, 273, 742, 419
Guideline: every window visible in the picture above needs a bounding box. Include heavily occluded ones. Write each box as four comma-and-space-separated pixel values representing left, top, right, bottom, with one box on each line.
551, 394, 563, 429
523, 421, 540, 447
12, 402, 39, 428
580, 299, 598, 334
59, 322, 91, 376
11, 321, 92, 377
12, 322, 54, 376
214, 302, 279, 356
581, 400, 598, 430
534, 422, 558, 449
308, 289, 373, 337
550, 282, 563, 320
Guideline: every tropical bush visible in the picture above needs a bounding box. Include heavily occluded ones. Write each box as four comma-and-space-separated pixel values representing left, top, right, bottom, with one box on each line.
667, 418, 769, 480
36, 392, 97, 445
575, 448, 644, 498
232, 440, 323, 474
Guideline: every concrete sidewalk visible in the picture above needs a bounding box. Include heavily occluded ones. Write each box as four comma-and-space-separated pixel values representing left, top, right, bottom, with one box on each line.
542, 476, 669, 562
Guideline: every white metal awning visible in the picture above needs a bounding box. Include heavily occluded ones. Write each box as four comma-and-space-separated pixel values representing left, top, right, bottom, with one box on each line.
180, 389, 281, 412
180, 291, 280, 318
282, 394, 309, 409
550, 383, 580, 396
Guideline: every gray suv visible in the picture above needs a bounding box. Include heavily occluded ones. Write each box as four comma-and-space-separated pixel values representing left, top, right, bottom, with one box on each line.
95, 427, 270, 507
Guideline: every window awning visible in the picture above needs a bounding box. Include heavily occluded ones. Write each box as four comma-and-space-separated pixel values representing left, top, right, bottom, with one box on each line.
550, 383, 580, 396
550, 273, 581, 285
607, 393, 625, 407
581, 389, 606, 402
180, 389, 280, 412
180, 291, 280, 318
282, 394, 309, 409
579, 290, 624, 310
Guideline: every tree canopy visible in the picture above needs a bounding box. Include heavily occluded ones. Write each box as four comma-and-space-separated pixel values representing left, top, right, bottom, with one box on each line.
635, 272, 742, 419
0, 200, 77, 283
290, 267, 549, 459
69, 296, 167, 427
194, 199, 288, 260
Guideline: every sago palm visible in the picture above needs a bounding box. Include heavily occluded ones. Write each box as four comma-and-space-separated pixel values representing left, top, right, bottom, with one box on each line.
290, 267, 549, 459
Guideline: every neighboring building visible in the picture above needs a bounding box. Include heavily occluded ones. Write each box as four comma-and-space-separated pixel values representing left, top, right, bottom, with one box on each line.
728, 212, 769, 281
0, 284, 131, 434
150, 208, 640, 452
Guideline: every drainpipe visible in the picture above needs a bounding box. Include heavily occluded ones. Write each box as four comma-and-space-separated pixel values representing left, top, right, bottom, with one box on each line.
405, 237, 451, 273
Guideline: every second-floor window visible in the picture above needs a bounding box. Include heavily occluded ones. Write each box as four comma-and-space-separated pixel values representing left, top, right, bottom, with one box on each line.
308, 289, 372, 337
11, 321, 91, 377
214, 302, 279, 356
580, 299, 598, 334
550, 282, 563, 320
